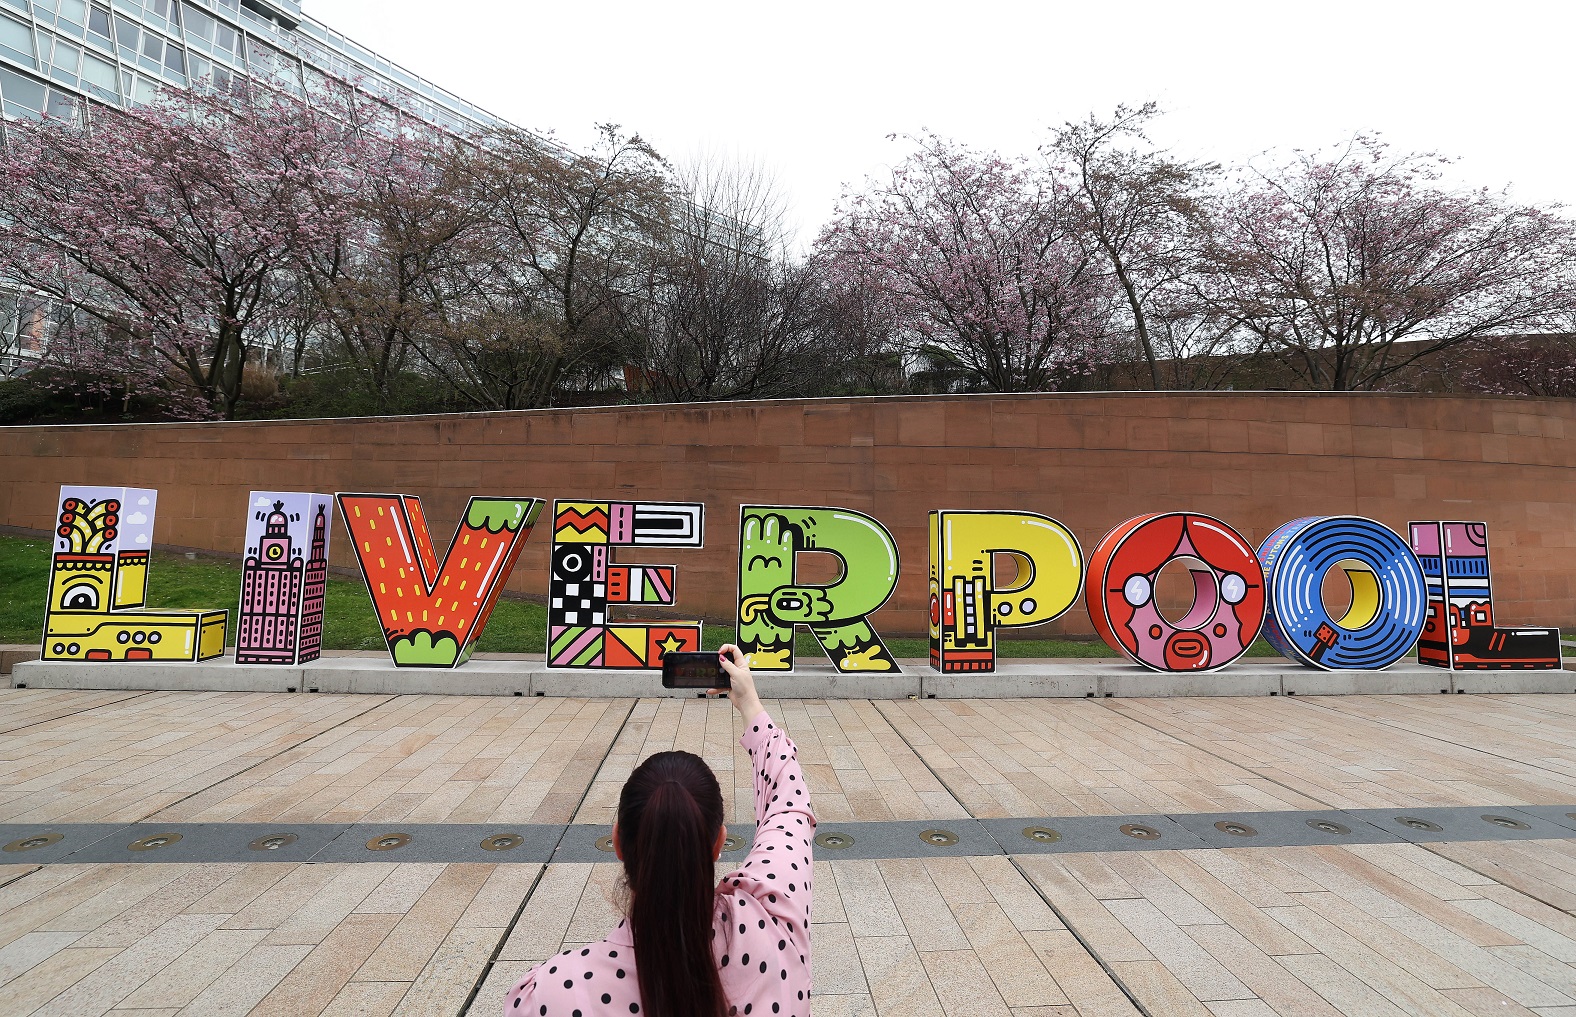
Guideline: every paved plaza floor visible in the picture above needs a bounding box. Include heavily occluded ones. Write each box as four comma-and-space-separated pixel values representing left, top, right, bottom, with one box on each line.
3, 688, 1576, 1016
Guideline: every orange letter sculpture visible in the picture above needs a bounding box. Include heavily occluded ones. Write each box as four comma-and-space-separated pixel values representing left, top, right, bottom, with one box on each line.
338, 494, 544, 668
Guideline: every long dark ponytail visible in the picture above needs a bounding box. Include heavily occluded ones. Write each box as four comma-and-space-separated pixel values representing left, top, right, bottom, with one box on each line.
617, 750, 727, 1017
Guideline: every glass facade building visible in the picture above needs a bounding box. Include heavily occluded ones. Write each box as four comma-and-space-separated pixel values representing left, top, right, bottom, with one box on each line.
0, 0, 527, 376
0, 0, 511, 134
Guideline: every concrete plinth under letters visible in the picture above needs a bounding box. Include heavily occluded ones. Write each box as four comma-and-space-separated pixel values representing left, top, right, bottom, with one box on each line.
10, 654, 1573, 697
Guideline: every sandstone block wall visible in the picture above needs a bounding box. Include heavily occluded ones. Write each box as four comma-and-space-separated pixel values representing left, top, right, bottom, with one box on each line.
2, 392, 1571, 638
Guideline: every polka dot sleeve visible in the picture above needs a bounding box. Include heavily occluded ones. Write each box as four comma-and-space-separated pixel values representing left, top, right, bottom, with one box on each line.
721, 712, 815, 956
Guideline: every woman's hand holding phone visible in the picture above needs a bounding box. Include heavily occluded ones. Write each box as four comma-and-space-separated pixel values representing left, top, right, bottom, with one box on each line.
716, 644, 763, 722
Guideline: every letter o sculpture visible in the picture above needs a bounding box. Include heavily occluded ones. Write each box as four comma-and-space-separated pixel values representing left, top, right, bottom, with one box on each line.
1258, 515, 1427, 671
1086, 513, 1265, 673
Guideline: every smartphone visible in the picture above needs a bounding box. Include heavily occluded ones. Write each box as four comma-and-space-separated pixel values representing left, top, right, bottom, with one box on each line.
662, 651, 730, 690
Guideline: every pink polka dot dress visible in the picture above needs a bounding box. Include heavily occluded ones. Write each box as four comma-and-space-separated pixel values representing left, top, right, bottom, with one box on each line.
505, 711, 815, 1017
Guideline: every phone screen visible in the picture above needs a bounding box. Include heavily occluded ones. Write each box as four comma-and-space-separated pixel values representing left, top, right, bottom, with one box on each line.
662, 651, 729, 689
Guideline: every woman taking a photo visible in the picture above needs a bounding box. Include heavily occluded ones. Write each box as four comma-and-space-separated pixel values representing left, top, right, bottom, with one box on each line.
505, 645, 815, 1017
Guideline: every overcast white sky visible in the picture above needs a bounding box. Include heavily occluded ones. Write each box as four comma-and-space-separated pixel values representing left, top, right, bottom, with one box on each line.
311, 0, 1573, 250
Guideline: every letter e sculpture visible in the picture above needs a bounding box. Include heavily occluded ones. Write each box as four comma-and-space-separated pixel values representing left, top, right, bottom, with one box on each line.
546, 500, 705, 669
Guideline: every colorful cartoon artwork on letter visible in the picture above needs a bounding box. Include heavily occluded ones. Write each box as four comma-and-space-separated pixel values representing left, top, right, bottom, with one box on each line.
1258, 516, 1427, 670
1085, 512, 1264, 673
42, 485, 227, 662
236, 492, 332, 665
338, 493, 544, 668
928, 510, 1083, 673
737, 505, 900, 673
1409, 521, 1561, 670
546, 500, 705, 669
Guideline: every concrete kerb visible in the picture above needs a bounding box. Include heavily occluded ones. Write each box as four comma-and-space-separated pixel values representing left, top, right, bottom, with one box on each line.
8, 653, 1572, 697
0, 645, 40, 675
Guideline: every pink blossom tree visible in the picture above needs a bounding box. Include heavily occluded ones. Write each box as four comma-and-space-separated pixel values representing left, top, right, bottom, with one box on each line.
1049, 104, 1229, 389
1450, 331, 1576, 397
0, 85, 332, 417
1202, 136, 1576, 390
816, 133, 1112, 392
274, 89, 491, 409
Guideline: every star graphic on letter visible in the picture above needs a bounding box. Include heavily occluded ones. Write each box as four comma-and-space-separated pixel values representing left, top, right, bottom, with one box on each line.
656, 633, 686, 658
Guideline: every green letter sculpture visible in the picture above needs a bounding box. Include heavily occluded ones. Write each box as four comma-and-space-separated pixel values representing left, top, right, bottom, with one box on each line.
736, 505, 901, 673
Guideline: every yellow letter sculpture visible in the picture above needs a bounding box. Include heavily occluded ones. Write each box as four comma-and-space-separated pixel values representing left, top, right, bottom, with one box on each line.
42, 485, 227, 662
928, 510, 1083, 672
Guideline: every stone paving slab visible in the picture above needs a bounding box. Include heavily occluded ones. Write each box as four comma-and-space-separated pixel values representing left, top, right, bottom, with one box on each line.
1505, 804, 1576, 834
53, 823, 353, 866
0, 690, 147, 735
1346, 806, 1576, 844
979, 814, 1210, 855
4, 689, 1576, 1017
0, 825, 127, 864
309, 824, 562, 865
1103, 695, 1576, 810
147, 696, 631, 827
876, 698, 1330, 818
1165, 810, 1402, 849
0, 692, 390, 825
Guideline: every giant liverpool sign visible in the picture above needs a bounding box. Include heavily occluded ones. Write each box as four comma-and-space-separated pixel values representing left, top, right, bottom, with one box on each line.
40, 485, 1562, 675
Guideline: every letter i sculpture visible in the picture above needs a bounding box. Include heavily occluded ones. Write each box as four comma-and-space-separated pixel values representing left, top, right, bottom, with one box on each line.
236, 492, 333, 664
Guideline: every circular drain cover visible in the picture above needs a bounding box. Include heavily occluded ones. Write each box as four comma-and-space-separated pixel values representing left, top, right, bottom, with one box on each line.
1120, 824, 1161, 841
366, 833, 412, 852
815, 832, 855, 850
1214, 821, 1258, 837
248, 833, 299, 852
919, 829, 959, 847
128, 832, 183, 852
481, 834, 524, 852
594, 835, 616, 853
1022, 826, 1061, 844
1481, 815, 1531, 831
3, 832, 64, 853
1306, 820, 1352, 836
722, 835, 745, 851
1396, 817, 1443, 832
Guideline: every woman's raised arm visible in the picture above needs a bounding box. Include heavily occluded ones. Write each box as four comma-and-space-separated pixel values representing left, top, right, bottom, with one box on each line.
715, 646, 815, 952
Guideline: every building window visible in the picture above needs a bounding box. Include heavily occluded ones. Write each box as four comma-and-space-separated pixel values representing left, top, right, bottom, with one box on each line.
48, 36, 82, 85
0, 65, 47, 118
86, 4, 109, 47
180, 1, 214, 45
131, 71, 157, 105
139, 29, 161, 73
55, 0, 85, 33
0, 11, 35, 67
80, 48, 114, 100
43, 84, 75, 121
112, 13, 135, 60
163, 40, 183, 76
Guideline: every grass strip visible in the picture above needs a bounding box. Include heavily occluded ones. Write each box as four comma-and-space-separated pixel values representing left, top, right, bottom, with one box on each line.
4, 533, 1302, 658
